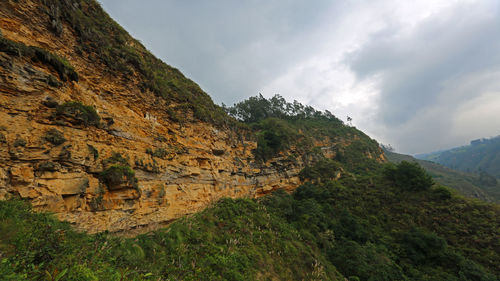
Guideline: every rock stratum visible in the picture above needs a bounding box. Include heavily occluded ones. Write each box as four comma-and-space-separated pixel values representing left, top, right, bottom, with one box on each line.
0, 0, 383, 233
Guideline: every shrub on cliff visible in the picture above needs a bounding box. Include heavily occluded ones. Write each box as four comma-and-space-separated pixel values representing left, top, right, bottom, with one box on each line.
99, 165, 138, 190
299, 158, 342, 182
99, 153, 138, 190
55, 101, 100, 126
384, 161, 434, 191
146, 147, 168, 159
0, 34, 78, 82
253, 118, 297, 161
43, 128, 66, 145
13, 138, 26, 147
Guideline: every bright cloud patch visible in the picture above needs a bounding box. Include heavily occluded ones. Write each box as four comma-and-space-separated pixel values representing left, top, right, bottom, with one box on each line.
100, 0, 500, 154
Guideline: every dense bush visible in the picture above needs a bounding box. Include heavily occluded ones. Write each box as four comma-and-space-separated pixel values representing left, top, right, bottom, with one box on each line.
55, 101, 100, 126
100, 153, 138, 190
225, 95, 381, 166
226, 94, 340, 123
1, 161, 499, 280
253, 118, 297, 161
384, 161, 434, 191
13, 138, 26, 147
299, 158, 342, 182
43, 128, 66, 145
99, 165, 138, 190
400, 227, 448, 265
146, 147, 168, 159
0, 198, 345, 280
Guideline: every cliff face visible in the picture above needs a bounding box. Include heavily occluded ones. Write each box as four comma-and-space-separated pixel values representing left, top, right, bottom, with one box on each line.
0, 1, 383, 234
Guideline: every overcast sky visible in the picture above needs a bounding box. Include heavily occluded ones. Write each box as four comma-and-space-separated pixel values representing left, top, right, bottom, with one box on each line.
100, 0, 500, 154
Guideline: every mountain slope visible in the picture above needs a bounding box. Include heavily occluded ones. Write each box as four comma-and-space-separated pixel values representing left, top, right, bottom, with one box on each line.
385, 150, 500, 203
416, 136, 500, 179
2, 161, 499, 280
1, 1, 499, 280
0, 0, 383, 234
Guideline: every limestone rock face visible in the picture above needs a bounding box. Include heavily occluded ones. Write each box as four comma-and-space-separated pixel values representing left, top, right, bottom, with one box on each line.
0, 1, 384, 234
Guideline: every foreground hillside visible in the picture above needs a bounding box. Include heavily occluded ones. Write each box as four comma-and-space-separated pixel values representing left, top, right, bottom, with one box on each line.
417, 136, 500, 179
385, 150, 500, 203
2, 158, 499, 280
2, 95, 499, 280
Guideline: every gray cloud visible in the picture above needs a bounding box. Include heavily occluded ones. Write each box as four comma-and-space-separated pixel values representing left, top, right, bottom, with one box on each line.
347, 1, 500, 152
100, 0, 500, 154
100, 0, 337, 105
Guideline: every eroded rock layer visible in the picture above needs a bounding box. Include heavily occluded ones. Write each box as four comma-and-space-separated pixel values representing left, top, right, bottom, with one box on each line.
0, 1, 382, 233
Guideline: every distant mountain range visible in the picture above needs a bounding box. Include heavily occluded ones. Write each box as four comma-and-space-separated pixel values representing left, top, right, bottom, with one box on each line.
385, 150, 500, 203
415, 136, 500, 178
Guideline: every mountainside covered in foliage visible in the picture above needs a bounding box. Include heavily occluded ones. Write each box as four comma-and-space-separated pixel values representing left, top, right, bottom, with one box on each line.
2, 147, 499, 280
2, 93, 500, 280
416, 136, 500, 179
385, 150, 500, 203
3, 0, 354, 233
0, 1, 499, 280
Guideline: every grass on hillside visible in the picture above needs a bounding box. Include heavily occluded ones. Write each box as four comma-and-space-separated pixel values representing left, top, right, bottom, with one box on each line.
385, 150, 500, 203
37, 0, 231, 126
1, 160, 499, 280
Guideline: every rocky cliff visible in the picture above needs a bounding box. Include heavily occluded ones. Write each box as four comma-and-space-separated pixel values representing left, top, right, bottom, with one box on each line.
0, 0, 383, 234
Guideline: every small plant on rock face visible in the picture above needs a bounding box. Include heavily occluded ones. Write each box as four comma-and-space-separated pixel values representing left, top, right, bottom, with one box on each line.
100, 153, 138, 190
146, 147, 168, 159
37, 161, 58, 172
43, 128, 66, 145
158, 185, 166, 198
100, 165, 138, 190
102, 152, 128, 167
87, 144, 98, 160
89, 194, 104, 211
55, 101, 100, 126
13, 138, 26, 147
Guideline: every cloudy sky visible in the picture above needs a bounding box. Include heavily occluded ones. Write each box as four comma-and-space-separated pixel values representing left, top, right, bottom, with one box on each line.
100, 0, 500, 154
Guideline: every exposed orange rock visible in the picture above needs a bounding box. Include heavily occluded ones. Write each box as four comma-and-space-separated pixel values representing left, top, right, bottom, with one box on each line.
0, 1, 384, 234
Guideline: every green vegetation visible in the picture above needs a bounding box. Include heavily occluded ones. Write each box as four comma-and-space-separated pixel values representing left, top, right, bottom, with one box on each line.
1, 159, 499, 280
1, 2, 498, 280
417, 136, 500, 178
43, 128, 66, 145
55, 101, 100, 126
87, 144, 98, 160
146, 147, 168, 159
100, 165, 138, 190
385, 150, 500, 203
0, 132, 6, 143
384, 161, 434, 191
299, 158, 341, 182
0, 199, 345, 280
13, 138, 26, 147
253, 118, 297, 161
99, 153, 138, 190
36, 161, 58, 172
102, 152, 129, 167
39, 0, 230, 125
226, 94, 380, 166
0, 33, 78, 82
